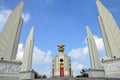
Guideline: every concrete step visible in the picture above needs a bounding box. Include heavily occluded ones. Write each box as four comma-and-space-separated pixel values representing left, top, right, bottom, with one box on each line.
35, 77, 120, 80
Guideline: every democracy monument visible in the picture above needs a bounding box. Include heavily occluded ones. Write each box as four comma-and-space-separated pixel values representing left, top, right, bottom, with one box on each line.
52, 44, 72, 77
0, 0, 120, 80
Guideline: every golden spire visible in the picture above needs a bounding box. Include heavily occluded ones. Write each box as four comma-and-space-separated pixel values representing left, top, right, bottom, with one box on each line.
58, 44, 65, 52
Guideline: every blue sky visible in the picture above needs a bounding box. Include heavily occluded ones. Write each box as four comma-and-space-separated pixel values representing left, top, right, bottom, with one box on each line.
0, 0, 120, 77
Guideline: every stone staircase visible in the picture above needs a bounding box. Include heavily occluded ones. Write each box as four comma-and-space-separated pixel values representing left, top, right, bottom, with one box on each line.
35, 77, 120, 80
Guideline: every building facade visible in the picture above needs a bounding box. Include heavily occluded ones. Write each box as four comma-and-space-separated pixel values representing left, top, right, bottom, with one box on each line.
52, 44, 72, 77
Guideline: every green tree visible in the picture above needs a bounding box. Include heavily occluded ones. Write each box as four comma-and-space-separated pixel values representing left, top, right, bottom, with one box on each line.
43, 75, 47, 79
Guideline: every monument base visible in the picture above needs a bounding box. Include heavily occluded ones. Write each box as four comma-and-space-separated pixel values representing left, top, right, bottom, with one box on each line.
88, 69, 105, 77
102, 58, 120, 78
19, 71, 35, 80
53, 75, 72, 78
0, 60, 21, 80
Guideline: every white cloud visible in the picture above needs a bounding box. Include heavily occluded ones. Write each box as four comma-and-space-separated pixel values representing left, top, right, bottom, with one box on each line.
22, 13, 30, 22
16, 43, 52, 66
0, 8, 30, 32
32, 46, 52, 67
32, 47, 52, 77
93, 35, 105, 54
68, 46, 88, 76
68, 47, 88, 61
71, 61, 85, 77
16, 43, 24, 61
72, 61, 84, 71
69, 35, 105, 61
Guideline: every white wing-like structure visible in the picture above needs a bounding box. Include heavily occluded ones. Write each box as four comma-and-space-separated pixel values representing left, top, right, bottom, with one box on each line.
97, 0, 120, 58
86, 26, 102, 69
21, 27, 34, 72
0, 1, 24, 60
